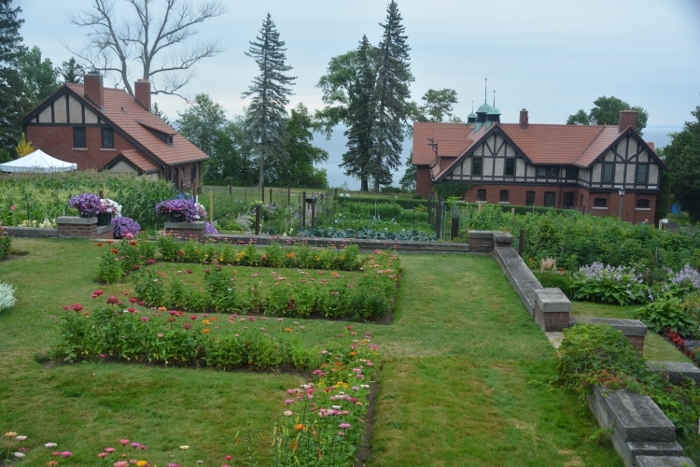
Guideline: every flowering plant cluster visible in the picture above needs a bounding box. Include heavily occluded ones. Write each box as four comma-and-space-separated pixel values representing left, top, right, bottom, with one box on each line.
95, 235, 156, 283
665, 329, 700, 366
571, 262, 647, 306
273, 330, 379, 466
205, 222, 219, 235
155, 199, 199, 222
111, 216, 141, 239
0, 281, 16, 312
51, 293, 319, 372
131, 250, 398, 321
194, 202, 208, 220
157, 238, 364, 272
98, 198, 122, 216
19, 217, 56, 228
1, 432, 236, 466
69, 192, 101, 217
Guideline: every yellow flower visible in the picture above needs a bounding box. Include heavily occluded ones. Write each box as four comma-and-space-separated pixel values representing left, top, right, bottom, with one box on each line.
136, 461, 148, 467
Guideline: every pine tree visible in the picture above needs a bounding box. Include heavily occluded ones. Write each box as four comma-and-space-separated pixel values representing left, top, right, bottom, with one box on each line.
341, 35, 377, 192
371, 0, 411, 191
242, 13, 296, 187
61, 57, 84, 84
0, 0, 26, 153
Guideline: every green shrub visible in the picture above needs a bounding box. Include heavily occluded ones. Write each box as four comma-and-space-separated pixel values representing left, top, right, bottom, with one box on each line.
534, 271, 573, 297
636, 295, 698, 338
0, 229, 12, 260
570, 263, 647, 306
556, 323, 700, 438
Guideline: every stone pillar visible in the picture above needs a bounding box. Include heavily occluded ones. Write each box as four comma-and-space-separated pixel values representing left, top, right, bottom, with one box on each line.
56, 216, 98, 238
493, 231, 513, 248
468, 230, 494, 254
164, 221, 206, 240
534, 288, 571, 332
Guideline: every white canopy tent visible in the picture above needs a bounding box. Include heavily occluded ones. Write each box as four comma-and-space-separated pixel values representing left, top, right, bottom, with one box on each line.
0, 149, 77, 173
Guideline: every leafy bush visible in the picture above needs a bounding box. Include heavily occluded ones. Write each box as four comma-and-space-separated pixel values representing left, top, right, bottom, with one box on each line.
0, 281, 16, 312
0, 228, 11, 260
556, 323, 700, 438
571, 263, 647, 306
533, 271, 573, 297
637, 295, 699, 338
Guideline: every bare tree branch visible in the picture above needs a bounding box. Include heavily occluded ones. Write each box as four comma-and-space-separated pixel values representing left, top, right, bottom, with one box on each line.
67, 0, 224, 98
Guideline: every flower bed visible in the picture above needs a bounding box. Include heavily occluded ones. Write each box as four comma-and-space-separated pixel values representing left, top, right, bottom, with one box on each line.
273, 329, 379, 465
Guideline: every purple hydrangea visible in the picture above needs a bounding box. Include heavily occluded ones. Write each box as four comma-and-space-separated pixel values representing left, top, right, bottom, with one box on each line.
69, 193, 101, 217
111, 216, 141, 239
155, 199, 199, 222
205, 222, 219, 234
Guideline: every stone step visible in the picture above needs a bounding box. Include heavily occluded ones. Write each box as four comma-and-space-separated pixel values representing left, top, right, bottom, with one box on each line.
647, 361, 700, 384
622, 441, 685, 466
635, 455, 697, 467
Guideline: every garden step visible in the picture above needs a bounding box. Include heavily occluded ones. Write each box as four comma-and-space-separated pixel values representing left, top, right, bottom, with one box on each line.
622, 441, 685, 467
646, 361, 700, 384
635, 455, 697, 467
588, 387, 679, 467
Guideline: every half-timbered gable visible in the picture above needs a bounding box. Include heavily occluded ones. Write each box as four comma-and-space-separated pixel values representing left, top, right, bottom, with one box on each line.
413, 109, 666, 223
21, 72, 208, 191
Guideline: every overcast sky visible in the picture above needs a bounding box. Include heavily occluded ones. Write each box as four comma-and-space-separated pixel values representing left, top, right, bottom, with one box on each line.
19, 0, 700, 130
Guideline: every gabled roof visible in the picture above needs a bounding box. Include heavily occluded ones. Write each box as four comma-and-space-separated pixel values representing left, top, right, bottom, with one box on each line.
60, 83, 207, 167
414, 120, 663, 181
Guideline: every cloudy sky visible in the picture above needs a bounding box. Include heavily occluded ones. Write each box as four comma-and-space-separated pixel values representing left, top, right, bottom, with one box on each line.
19, 0, 700, 131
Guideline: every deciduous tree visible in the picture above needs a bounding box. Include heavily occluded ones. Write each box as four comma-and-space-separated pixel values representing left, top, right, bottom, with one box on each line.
242, 13, 296, 187
69, 0, 224, 97
17, 46, 61, 109
664, 105, 700, 221
567, 96, 648, 133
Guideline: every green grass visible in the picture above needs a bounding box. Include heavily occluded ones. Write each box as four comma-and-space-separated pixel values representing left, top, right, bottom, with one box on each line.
571, 301, 693, 363
0, 239, 637, 465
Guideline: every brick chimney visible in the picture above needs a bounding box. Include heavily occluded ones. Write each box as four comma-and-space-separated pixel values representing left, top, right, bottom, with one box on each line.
134, 79, 151, 110
619, 110, 638, 132
519, 109, 529, 129
83, 71, 104, 109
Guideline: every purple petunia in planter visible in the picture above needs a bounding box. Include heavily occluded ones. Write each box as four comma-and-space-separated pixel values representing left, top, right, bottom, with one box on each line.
70, 193, 101, 217
111, 216, 140, 239
155, 199, 199, 223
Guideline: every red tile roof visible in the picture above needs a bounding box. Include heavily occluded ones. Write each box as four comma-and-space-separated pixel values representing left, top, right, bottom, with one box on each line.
120, 149, 160, 172
66, 83, 208, 167
415, 121, 658, 181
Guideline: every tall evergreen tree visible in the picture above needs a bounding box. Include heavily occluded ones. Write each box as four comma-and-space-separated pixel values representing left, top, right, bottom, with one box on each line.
61, 57, 84, 84
370, 0, 411, 191
342, 35, 377, 192
242, 13, 296, 187
0, 0, 25, 154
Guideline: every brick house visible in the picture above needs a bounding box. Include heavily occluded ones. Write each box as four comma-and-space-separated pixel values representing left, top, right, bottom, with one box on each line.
413, 107, 666, 223
21, 72, 208, 191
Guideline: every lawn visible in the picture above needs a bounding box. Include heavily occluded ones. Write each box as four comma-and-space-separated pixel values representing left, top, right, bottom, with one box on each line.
1, 238, 629, 466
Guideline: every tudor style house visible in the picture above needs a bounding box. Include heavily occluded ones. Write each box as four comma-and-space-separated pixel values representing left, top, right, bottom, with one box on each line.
413, 105, 665, 224
21, 72, 208, 191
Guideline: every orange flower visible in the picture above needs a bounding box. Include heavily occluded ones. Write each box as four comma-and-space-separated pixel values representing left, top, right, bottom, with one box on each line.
294, 423, 305, 431
284, 328, 292, 332
287, 253, 295, 258
349, 351, 356, 356
203, 329, 210, 334
158, 306, 167, 312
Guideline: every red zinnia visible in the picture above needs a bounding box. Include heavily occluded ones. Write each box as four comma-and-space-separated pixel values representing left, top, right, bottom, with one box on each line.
106, 295, 119, 305
94, 290, 104, 296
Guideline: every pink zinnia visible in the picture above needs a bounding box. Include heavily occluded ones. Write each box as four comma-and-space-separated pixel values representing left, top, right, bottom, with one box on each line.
115, 462, 130, 467
98, 452, 108, 458
106, 295, 119, 304
59, 451, 72, 457
71, 304, 83, 311
120, 439, 130, 445
94, 290, 104, 296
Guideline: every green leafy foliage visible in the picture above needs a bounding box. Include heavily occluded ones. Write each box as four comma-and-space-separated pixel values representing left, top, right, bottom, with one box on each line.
570, 263, 647, 306
636, 295, 698, 338
0, 229, 11, 260
556, 323, 700, 438
665, 105, 700, 221
0, 171, 174, 228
